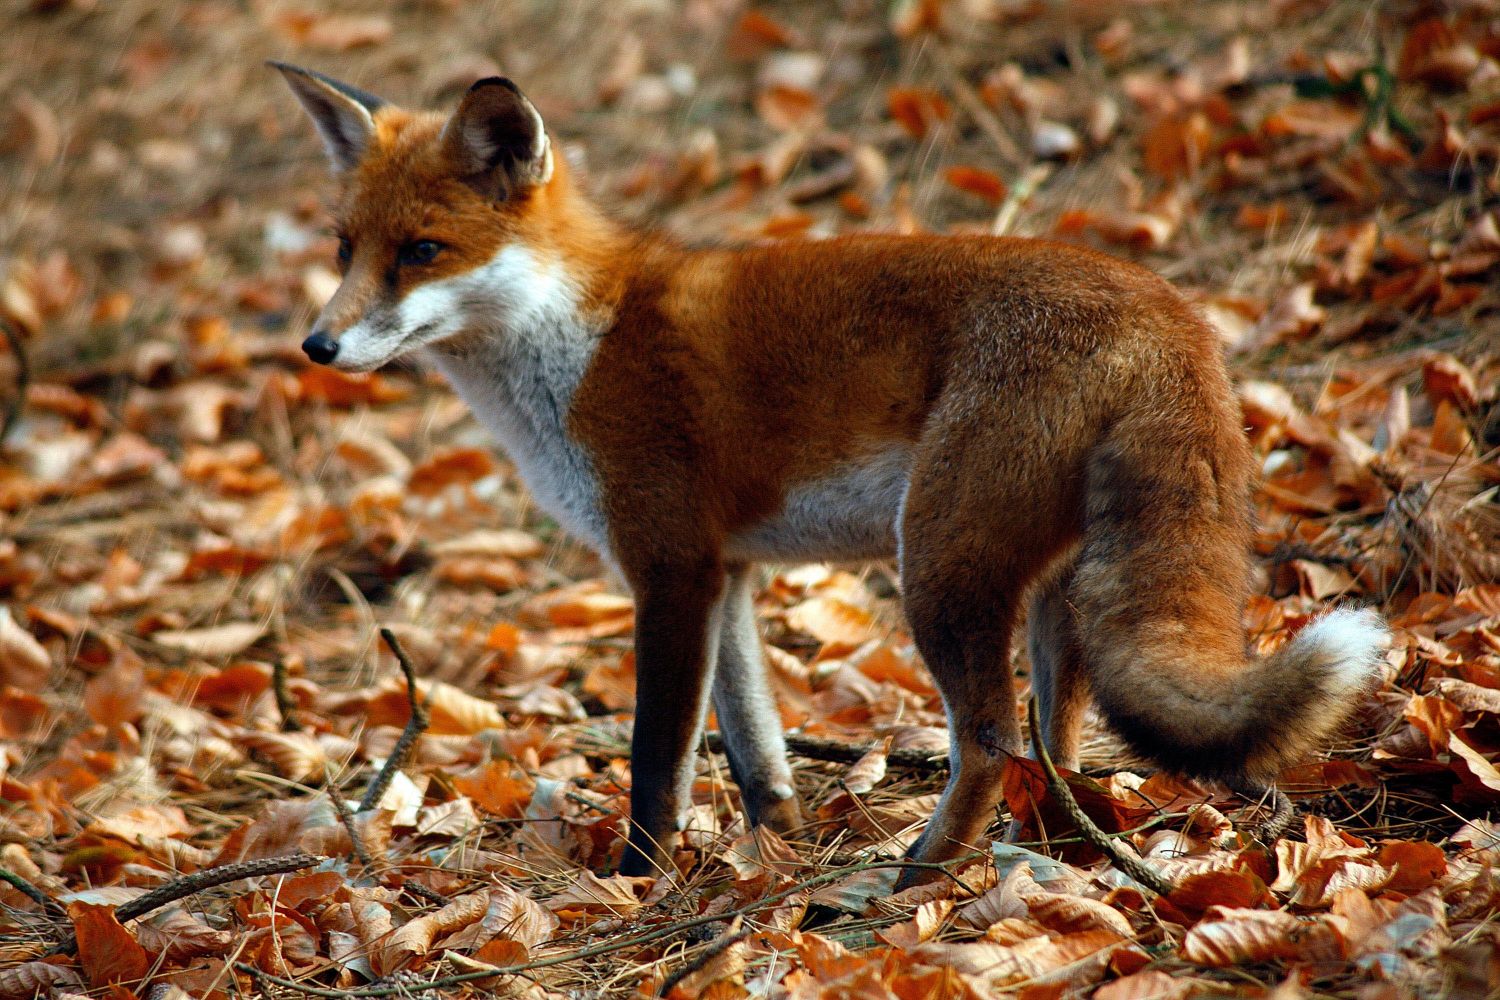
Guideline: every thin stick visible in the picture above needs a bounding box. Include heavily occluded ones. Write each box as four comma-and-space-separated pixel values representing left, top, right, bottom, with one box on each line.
703, 732, 948, 774
1230, 781, 1295, 845
1026, 697, 1174, 896
992, 163, 1053, 237
0, 866, 67, 920
359, 628, 431, 813
116, 854, 325, 923
401, 881, 450, 908
929, 42, 1025, 167
330, 784, 374, 869
272, 658, 302, 732
0, 318, 28, 446
51, 853, 324, 955
233, 857, 971, 998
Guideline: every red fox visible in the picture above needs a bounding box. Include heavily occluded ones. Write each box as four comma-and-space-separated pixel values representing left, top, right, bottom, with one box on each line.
272, 64, 1390, 882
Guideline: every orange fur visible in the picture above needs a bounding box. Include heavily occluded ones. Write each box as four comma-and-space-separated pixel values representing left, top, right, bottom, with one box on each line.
275, 67, 1390, 882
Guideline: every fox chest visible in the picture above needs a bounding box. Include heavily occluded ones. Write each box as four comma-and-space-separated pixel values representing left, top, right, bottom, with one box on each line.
428, 346, 610, 559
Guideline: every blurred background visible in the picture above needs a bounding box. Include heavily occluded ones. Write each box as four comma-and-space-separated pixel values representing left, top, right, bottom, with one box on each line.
2, 3, 1500, 994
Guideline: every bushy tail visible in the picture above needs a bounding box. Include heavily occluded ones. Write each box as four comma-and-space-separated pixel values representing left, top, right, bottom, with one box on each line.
1071, 419, 1389, 786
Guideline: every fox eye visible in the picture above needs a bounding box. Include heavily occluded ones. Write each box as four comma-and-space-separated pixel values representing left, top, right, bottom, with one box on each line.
336, 237, 352, 265
399, 240, 443, 266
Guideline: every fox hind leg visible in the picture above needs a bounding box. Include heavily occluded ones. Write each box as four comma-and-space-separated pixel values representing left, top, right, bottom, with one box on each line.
895, 513, 1070, 883
893, 399, 1083, 889
1027, 557, 1089, 772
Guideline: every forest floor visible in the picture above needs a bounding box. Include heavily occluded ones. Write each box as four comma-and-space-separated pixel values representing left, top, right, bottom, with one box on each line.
2, 0, 1499, 997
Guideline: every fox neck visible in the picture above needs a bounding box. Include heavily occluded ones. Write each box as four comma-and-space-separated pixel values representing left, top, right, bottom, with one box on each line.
419, 194, 634, 556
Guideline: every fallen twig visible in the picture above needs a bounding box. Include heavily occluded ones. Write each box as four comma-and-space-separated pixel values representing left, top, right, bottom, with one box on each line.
1231, 781, 1296, 845
0, 317, 28, 446
0, 866, 67, 920
51, 853, 324, 955
272, 658, 302, 732
1026, 697, 1174, 896
401, 880, 451, 908
929, 41, 1025, 167
330, 782, 374, 869
703, 731, 948, 774
358, 627, 431, 813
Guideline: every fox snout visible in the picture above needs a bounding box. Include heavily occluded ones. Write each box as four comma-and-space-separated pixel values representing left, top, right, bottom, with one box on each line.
302, 330, 340, 364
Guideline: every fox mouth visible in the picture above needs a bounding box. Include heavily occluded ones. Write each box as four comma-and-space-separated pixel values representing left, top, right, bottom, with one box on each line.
321, 320, 444, 372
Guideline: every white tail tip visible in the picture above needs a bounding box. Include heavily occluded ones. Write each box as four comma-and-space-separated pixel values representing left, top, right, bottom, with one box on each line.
1292, 606, 1390, 699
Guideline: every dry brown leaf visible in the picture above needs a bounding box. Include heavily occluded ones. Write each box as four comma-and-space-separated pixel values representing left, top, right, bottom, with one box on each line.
1093, 969, 1196, 1000
875, 898, 953, 948
445, 884, 559, 952
380, 891, 490, 973
1449, 732, 1500, 794
70, 901, 149, 988
417, 678, 507, 735
723, 826, 801, 881
415, 797, 481, 839
134, 907, 234, 962
547, 870, 650, 916
1182, 907, 1341, 965
840, 738, 890, 796
151, 621, 264, 658
784, 594, 876, 647
237, 730, 330, 783
1022, 892, 1134, 937
0, 606, 50, 692
0, 963, 84, 1000
913, 929, 1125, 988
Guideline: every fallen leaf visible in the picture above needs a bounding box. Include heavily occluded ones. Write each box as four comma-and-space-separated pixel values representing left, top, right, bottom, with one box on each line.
70, 901, 149, 988
152, 621, 264, 658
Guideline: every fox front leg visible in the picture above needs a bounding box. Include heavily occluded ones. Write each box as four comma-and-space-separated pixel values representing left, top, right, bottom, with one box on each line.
618, 558, 726, 877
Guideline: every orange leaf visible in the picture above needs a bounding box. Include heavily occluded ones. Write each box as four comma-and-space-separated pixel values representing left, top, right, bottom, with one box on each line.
454, 761, 535, 817
1001, 757, 1132, 860
888, 87, 950, 139
756, 85, 820, 132
296, 366, 408, 406
83, 658, 145, 728
944, 166, 1007, 202
485, 622, 521, 654
1142, 110, 1212, 179
1182, 907, 1339, 965
408, 447, 496, 496
1378, 840, 1448, 894
726, 10, 802, 59
70, 901, 149, 988
1167, 869, 1274, 921
1235, 201, 1289, 231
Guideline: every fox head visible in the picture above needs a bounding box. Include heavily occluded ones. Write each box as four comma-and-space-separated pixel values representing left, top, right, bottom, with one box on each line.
272, 63, 584, 371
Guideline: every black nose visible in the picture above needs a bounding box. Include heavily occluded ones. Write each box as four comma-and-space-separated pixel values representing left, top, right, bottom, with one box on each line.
302, 331, 339, 364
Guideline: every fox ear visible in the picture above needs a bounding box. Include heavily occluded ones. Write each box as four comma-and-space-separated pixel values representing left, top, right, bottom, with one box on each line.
442, 77, 553, 199
270, 61, 384, 173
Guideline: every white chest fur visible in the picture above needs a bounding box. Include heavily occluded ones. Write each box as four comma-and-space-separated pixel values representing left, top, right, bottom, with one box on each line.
422, 246, 610, 557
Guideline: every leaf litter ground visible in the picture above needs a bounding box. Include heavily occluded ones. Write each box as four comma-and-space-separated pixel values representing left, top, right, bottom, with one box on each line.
1, 1, 1499, 998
